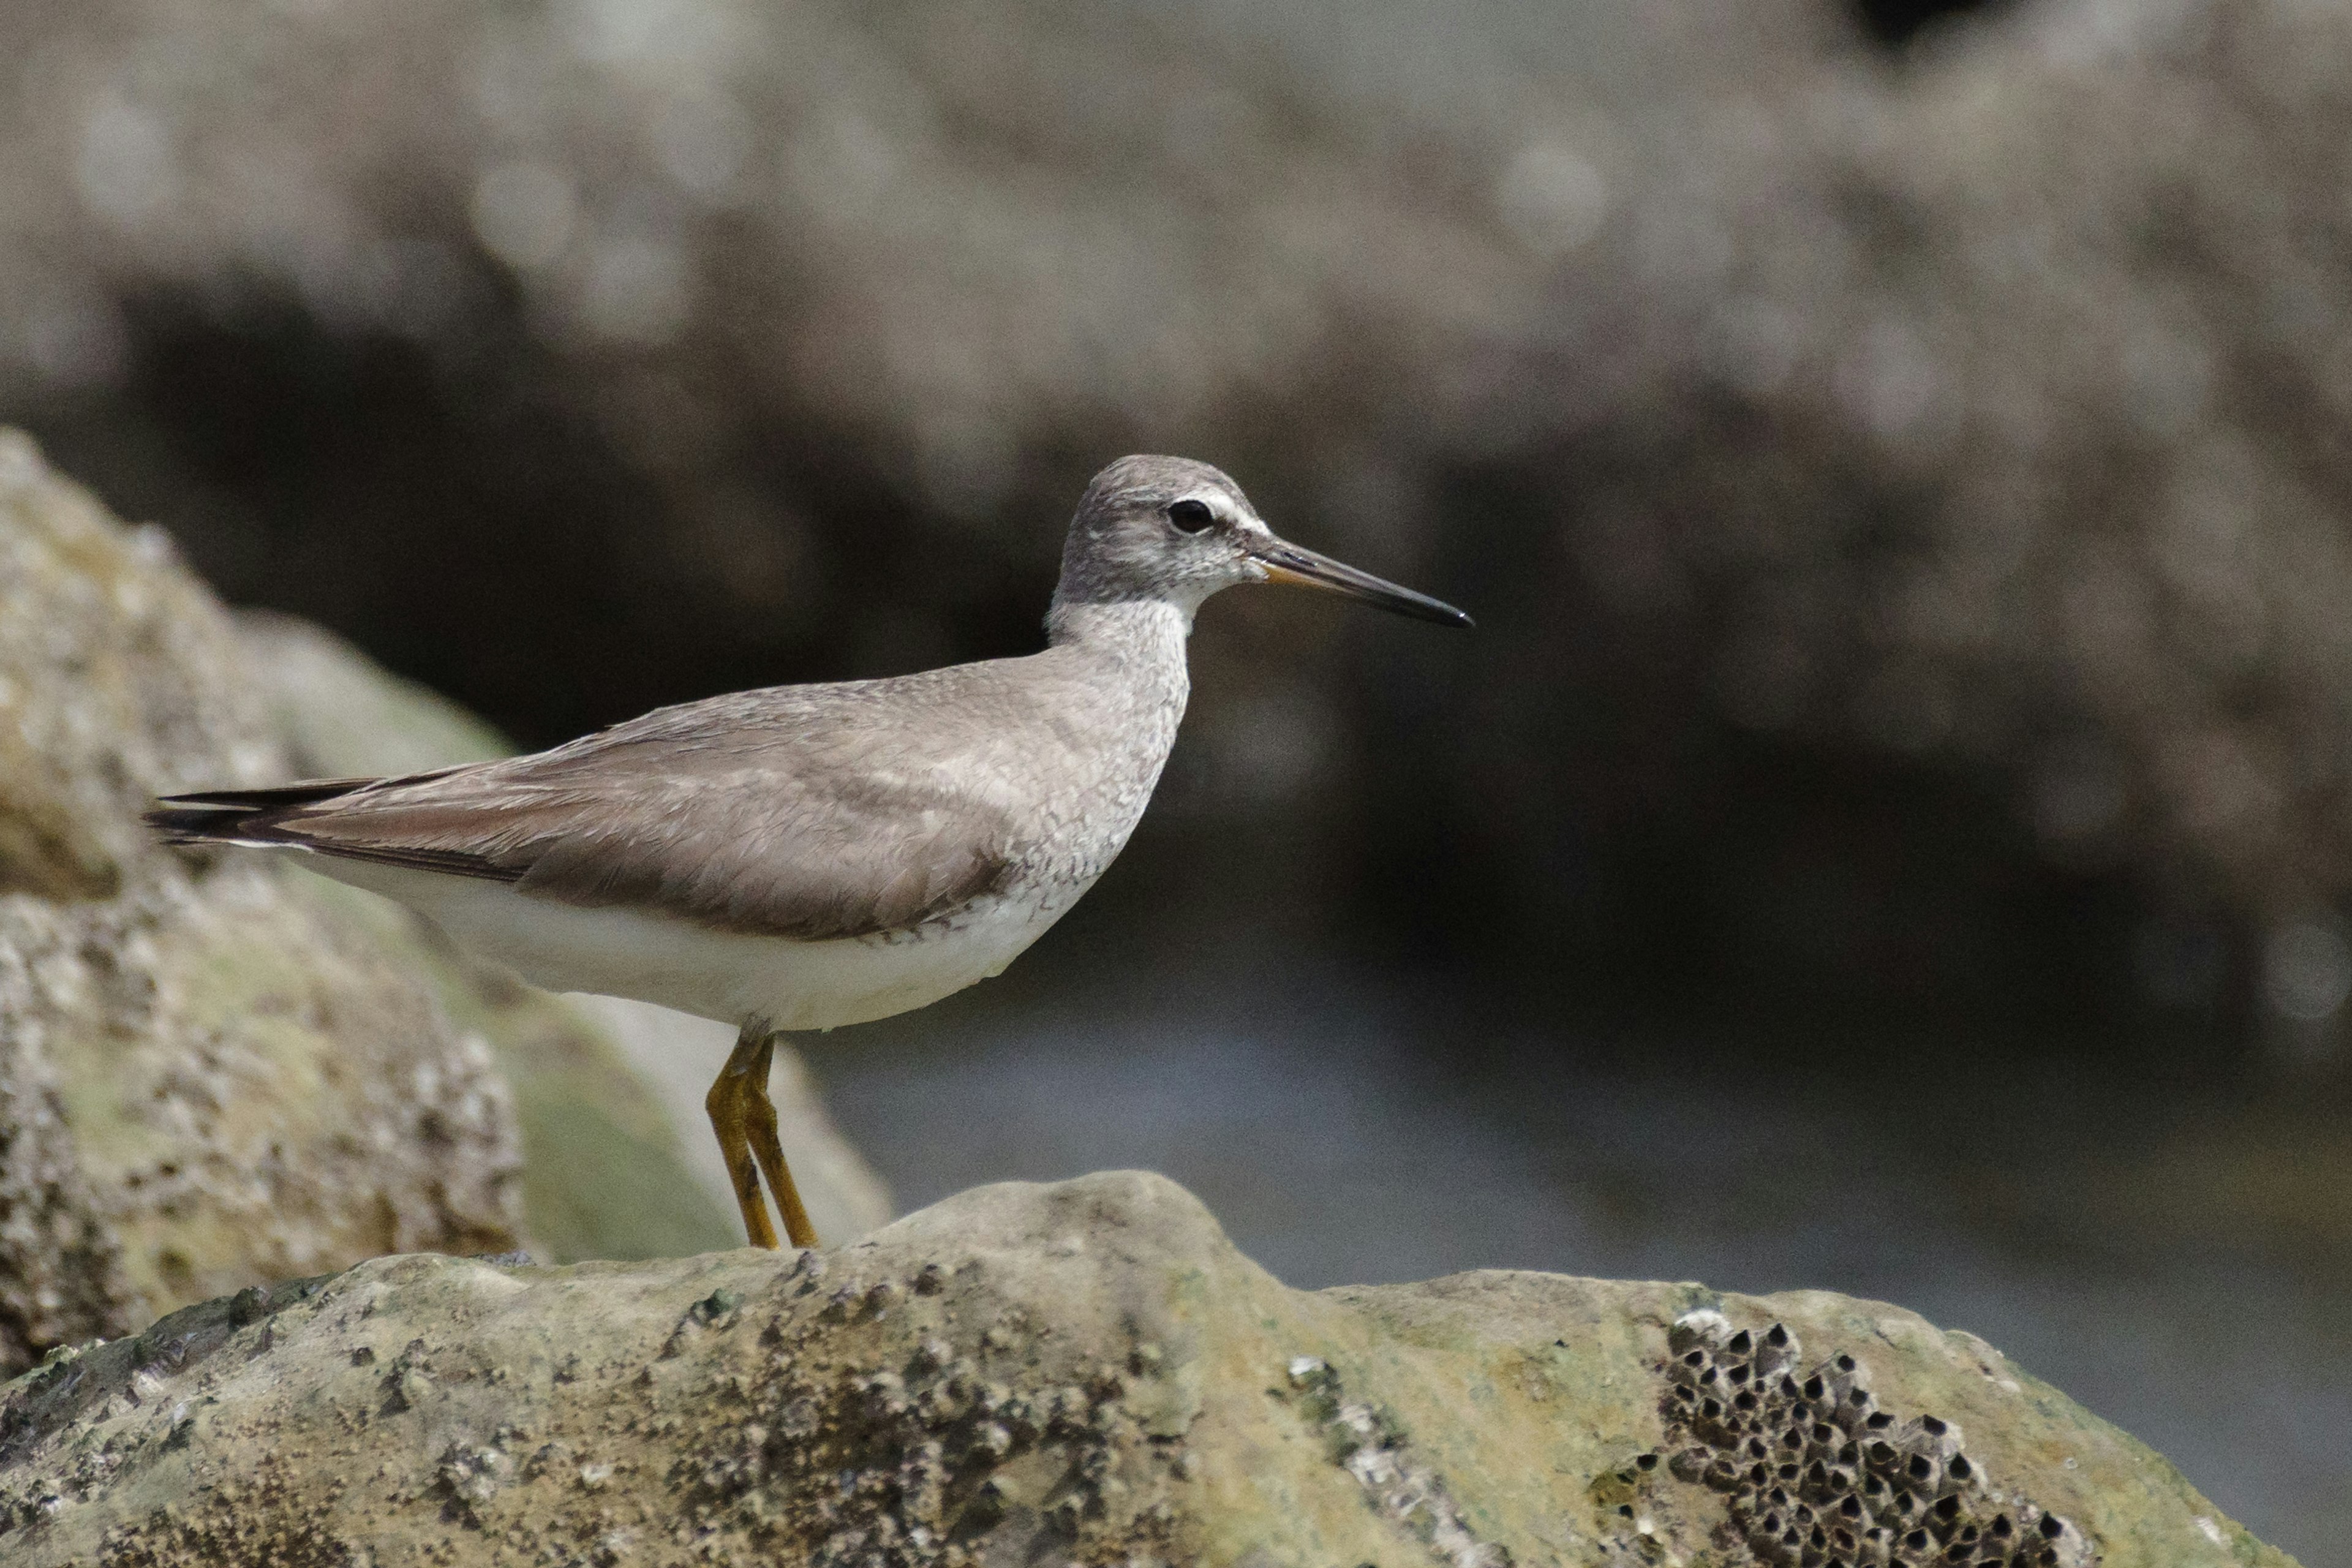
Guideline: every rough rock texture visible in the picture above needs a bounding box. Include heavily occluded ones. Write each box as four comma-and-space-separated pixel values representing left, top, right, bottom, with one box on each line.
0, 1171, 2294, 1567
0, 426, 524, 1373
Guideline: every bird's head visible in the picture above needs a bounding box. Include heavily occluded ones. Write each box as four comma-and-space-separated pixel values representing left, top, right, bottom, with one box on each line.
1050, 454, 1471, 629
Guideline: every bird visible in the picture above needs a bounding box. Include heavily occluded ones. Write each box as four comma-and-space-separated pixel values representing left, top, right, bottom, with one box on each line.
149, 455, 1471, 1251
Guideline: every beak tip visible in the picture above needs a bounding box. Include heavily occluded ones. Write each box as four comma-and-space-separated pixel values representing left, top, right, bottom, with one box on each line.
1414, 597, 1474, 629
1253, 541, 1472, 628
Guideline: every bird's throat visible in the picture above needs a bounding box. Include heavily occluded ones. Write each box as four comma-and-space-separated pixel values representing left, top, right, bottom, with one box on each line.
1044, 595, 1194, 657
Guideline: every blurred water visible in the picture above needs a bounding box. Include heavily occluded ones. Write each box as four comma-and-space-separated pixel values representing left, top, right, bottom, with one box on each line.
810, 944, 2351, 1567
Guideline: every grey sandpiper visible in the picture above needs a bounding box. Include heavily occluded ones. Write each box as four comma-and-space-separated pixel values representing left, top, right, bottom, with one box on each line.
150, 455, 1471, 1250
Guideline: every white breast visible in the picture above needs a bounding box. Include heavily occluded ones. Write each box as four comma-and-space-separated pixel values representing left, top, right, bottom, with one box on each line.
307, 858, 1081, 1031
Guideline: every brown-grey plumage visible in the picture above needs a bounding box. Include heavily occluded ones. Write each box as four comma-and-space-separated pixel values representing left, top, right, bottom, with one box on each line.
150, 454, 1468, 1250
156, 662, 1098, 942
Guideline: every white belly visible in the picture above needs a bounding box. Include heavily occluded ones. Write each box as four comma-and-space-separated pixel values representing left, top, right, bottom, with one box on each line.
304, 857, 1076, 1031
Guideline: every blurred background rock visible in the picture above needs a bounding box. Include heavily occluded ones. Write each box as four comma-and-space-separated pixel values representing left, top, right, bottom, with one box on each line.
2, 0, 2350, 1556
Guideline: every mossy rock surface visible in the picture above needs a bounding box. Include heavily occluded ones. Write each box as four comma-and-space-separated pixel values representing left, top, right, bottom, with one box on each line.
0, 428, 526, 1373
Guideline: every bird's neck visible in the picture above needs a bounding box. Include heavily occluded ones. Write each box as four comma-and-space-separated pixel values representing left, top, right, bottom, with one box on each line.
1046, 596, 1189, 655
1042, 596, 1192, 701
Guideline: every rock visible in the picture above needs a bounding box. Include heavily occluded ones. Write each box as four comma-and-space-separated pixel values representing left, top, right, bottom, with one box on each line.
0, 434, 280, 904
0, 428, 524, 1374
0, 1170, 2294, 1566
233, 609, 894, 1253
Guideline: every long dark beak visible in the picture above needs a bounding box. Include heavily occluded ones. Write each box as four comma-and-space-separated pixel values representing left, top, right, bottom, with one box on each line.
1248, 537, 1474, 628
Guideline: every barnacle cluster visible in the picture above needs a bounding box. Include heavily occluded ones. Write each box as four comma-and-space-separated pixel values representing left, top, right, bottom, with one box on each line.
678, 1256, 1187, 1568
1652, 1310, 2092, 1568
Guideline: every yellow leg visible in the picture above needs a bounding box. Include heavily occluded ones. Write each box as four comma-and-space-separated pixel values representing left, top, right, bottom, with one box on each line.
706, 1027, 780, 1250
739, 1033, 821, 1250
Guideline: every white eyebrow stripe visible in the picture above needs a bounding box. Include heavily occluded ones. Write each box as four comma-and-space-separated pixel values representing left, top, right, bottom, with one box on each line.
1177, 491, 1256, 529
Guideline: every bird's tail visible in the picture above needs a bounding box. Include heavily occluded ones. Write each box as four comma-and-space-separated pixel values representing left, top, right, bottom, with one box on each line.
146, 778, 380, 848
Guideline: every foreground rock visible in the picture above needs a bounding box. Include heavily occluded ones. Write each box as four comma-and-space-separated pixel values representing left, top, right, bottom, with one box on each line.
0, 1172, 2290, 1567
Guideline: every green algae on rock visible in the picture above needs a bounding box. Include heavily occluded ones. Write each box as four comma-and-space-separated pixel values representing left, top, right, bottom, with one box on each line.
0, 428, 525, 1371
0, 1172, 2298, 1567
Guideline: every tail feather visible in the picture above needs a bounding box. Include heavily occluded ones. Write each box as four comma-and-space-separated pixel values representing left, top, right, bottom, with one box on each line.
146, 777, 380, 846
146, 763, 477, 849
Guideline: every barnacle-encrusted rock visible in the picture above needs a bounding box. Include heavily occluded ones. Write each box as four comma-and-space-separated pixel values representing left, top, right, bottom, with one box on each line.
0, 426, 524, 1372
0, 1172, 2295, 1567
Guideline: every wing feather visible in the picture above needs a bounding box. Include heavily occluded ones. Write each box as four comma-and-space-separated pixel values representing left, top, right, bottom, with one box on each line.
151, 678, 1035, 940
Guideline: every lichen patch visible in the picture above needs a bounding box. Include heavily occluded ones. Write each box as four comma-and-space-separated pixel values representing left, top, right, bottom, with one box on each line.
1282, 1354, 1510, 1568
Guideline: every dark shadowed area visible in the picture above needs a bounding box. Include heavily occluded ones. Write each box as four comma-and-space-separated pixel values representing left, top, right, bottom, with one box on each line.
3, 0, 2349, 1556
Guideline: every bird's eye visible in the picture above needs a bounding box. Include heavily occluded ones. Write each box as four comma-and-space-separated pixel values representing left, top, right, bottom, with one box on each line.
1167, 499, 1215, 534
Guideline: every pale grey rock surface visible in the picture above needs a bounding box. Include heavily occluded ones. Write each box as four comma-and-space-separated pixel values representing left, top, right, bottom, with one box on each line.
0, 1170, 2297, 1567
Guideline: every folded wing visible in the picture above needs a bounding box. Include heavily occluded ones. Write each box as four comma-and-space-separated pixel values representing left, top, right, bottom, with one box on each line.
149, 688, 1025, 941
